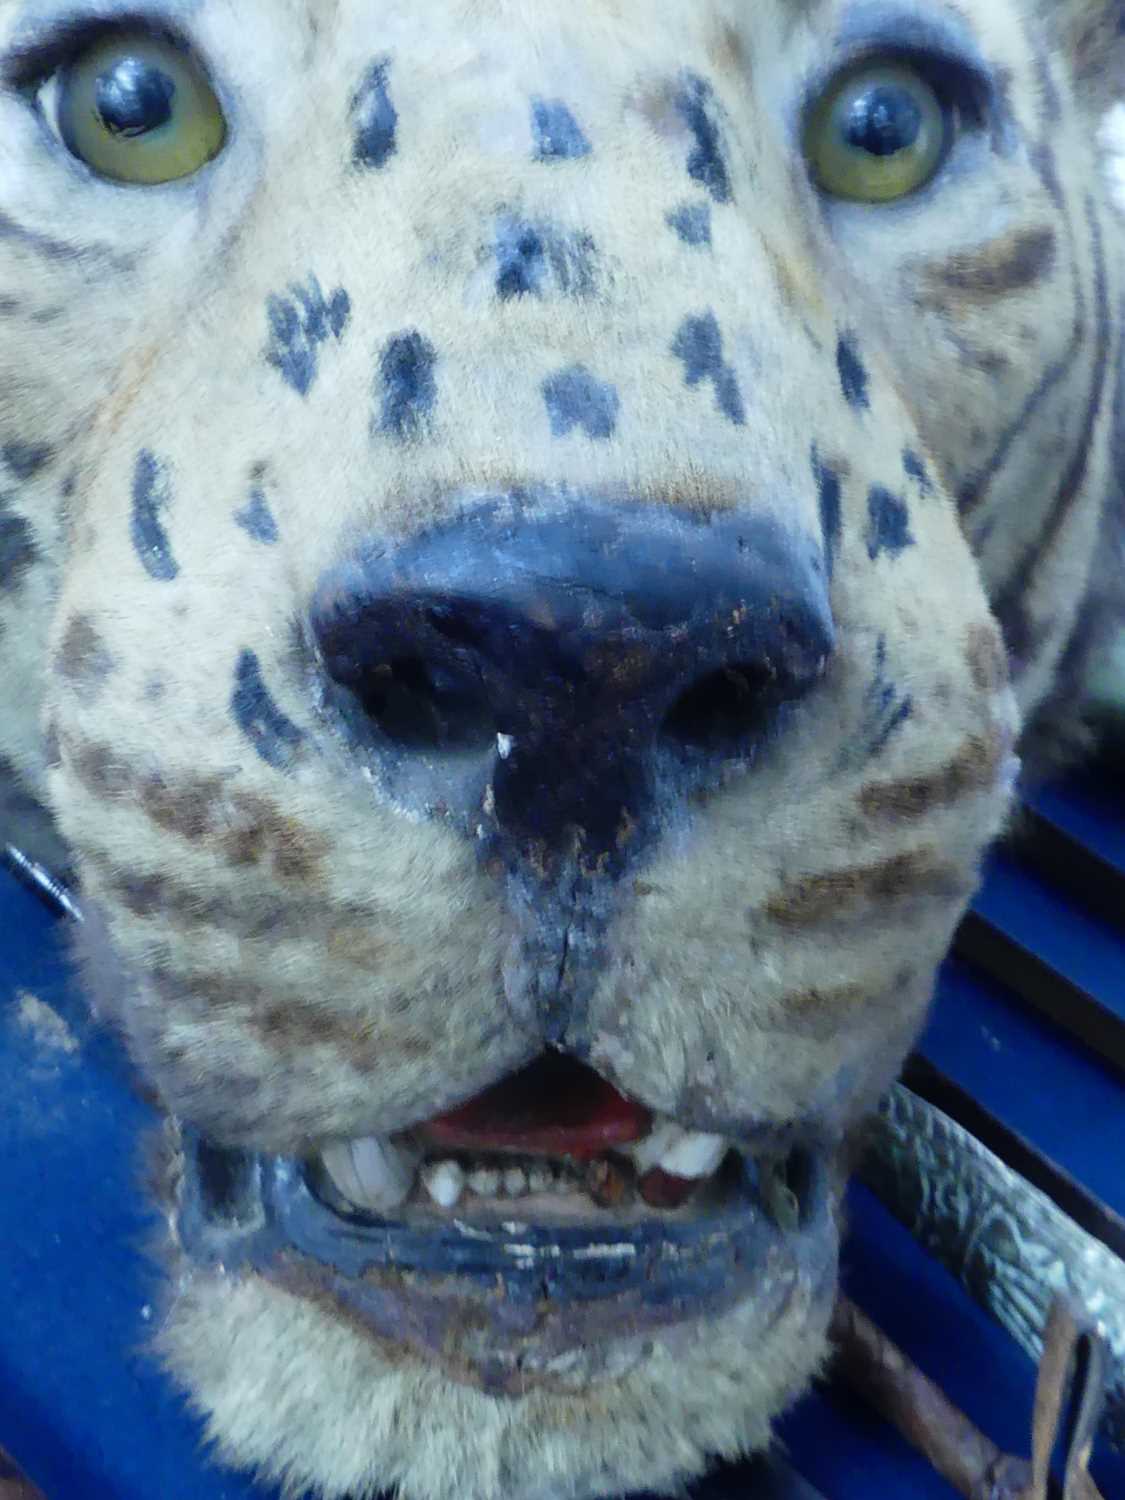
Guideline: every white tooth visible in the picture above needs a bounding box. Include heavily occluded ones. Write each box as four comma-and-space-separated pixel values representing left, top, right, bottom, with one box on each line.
320, 1135, 420, 1212
527, 1163, 553, 1193
468, 1166, 502, 1197
657, 1130, 727, 1180
502, 1166, 528, 1197
422, 1159, 465, 1209
623, 1118, 686, 1175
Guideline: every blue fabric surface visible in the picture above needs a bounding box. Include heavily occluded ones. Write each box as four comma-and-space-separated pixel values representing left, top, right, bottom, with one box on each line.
973, 850, 1125, 1019
922, 955, 1125, 1216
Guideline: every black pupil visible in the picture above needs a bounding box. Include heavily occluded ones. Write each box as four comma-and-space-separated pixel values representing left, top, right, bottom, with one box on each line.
843, 85, 923, 158
94, 57, 176, 138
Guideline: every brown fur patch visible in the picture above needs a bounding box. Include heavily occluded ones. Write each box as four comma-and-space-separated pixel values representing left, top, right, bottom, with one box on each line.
780, 983, 868, 1039
216, 791, 330, 879
139, 771, 221, 842
709, 21, 749, 76
55, 614, 116, 696
67, 740, 328, 879
150, 966, 430, 1063
857, 733, 1006, 820
67, 736, 133, 797
919, 225, 1058, 304
765, 850, 965, 928
964, 622, 1009, 694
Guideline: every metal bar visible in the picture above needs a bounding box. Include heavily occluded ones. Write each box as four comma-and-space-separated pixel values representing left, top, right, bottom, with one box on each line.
902, 1055, 1125, 1263
0, 844, 83, 924
858, 1084, 1125, 1451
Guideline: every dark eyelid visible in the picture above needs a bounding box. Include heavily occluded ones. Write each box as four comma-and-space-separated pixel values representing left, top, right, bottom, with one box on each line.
801, 2, 998, 124
1, 11, 185, 89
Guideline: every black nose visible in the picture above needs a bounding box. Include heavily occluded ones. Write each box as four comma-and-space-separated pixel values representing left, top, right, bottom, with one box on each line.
310, 497, 833, 869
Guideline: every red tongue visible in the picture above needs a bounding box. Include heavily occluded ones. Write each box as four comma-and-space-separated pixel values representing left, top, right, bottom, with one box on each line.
418, 1052, 652, 1161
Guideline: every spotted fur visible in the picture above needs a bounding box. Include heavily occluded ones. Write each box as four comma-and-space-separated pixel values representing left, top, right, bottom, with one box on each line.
0, 4, 1122, 1499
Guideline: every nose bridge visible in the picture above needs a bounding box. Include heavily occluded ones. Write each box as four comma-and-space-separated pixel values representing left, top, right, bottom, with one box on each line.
299, 23, 842, 534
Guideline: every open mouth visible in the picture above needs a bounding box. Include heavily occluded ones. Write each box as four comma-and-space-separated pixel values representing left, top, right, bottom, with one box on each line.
172, 1053, 839, 1395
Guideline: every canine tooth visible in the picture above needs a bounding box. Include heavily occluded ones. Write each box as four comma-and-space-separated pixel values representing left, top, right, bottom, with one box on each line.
502, 1166, 528, 1197
320, 1135, 420, 1212
468, 1166, 502, 1197
623, 1118, 684, 1175
657, 1130, 727, 1180
422, 1159, 465, 1209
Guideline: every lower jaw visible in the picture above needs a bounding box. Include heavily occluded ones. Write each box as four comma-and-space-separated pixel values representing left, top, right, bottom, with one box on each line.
169, 1123, 841, 1396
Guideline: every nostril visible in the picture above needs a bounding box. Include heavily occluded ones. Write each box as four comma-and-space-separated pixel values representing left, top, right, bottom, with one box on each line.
660, 663, 782, 752
351, 654, 495, 753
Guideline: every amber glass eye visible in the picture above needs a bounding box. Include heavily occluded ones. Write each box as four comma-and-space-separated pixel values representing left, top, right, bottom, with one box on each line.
56, 31, 225, 184
805, 61, 949, 203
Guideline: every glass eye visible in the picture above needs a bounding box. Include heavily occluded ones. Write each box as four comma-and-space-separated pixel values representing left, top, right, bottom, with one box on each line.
54, 31, 225, 185
805, 61, 949, 204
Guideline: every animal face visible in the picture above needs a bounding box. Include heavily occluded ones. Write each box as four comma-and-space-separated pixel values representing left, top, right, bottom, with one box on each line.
0, 2, 1120, 1497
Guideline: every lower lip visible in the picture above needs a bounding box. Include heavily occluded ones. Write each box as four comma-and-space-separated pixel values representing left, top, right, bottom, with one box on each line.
173, 1128, 838, 1395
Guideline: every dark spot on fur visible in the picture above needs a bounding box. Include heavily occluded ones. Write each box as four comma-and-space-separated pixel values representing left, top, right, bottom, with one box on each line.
674, 73, 732, 204
231, 650, 305, 771
903, 450, 933, 495
1029, 141, 1064, 209
812, 448, 842, 576
866, 486, 914, 560
0, 502, 38, 588
3, 440, 53, 479
68, 737, 133, 798
991, 201, 1112, 677
494, 216, 597, 300
766, 850, 966, 927
542, 366, 620, 439
858, 733, 1006, 820
1031, 44, 1062, 125
861, 637, 914, 757
112, 868, 169, 916
531, 99, 592, 161
130, 451, 179, 581
264, 276, 351, 397
666, 202, 712, 247
921, 226, 1057, 303
234, 486, 279, 543
836, 333, 870, 411
965, 622, 1008, 695
351, 58, 397, 169
44, 722, 61, 769
671, 312, 745, 425
378, 331, 438, 441
56, 614, 116, 701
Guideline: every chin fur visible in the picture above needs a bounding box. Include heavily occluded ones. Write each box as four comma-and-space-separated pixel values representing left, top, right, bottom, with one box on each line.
155, 1252, 831, 1500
